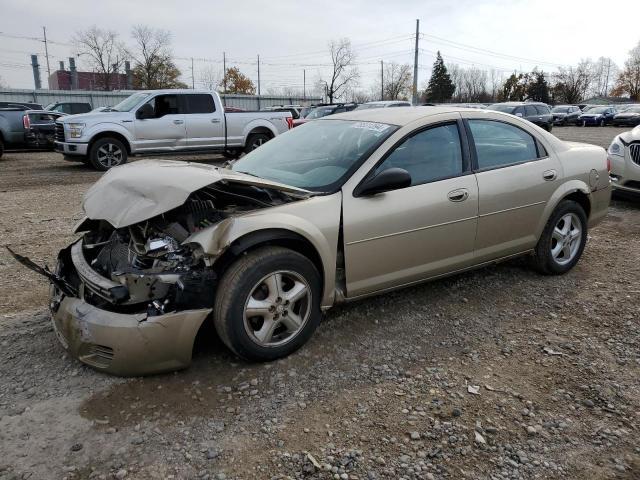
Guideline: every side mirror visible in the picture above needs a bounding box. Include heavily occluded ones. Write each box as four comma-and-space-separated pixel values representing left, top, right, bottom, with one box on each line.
356, 168, 412, 197
136, 103, 154, 119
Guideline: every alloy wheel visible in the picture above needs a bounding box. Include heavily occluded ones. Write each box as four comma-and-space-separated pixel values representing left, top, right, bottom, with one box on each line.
550, 213, 582, 265
96, 143, 123, 168
243, 270, 311, 347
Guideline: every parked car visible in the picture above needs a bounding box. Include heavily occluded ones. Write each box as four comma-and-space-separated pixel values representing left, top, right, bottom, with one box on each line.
355, 100, 411, 110
551, 105, 582, 125
487, 102, 554, 131
54, 90, 293, 170
0, 101, 43, 110
266, 105, 303, 119
45, 102, 92, 115
608, 125, 640, 196
576, 106, 617, 126
0, 107, 63, 157
10, 106, 611, 375
612, 106, 640, 127
292, 103, 358, 127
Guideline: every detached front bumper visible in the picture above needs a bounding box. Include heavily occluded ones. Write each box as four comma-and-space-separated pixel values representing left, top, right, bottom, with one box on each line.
51, 296, 211, 376
55, 141, 88, 156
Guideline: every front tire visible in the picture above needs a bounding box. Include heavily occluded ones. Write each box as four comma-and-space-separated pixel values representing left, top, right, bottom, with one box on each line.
599, 119, 605, 127
244, 132, 272, 154
88, 137, 128, 171
214, 246, 322, 361
531, 200, 588, 275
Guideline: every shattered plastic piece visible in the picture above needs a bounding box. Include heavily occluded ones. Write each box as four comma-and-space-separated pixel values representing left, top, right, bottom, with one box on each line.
474, 431, 486, 444
543, 346, 567, 356
305, 452, 321, 469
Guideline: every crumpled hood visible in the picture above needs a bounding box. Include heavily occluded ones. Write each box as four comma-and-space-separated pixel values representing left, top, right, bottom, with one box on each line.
620, 125, 640, 143
83, 159, 309, 228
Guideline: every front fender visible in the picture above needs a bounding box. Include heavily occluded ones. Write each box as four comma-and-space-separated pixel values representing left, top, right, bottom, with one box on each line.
82, 122, 135, 147
534, 180, 591, 238
184, 194, 343, 308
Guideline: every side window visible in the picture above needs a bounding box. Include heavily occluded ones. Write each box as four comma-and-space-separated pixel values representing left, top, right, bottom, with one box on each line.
468, 120, 540, 170
334, 107, 346, 114
141, 94, 179, 118
535, 105, 549, 115
184, 94, 216, 114
513, 106, 525, 116
374, 123, 463, 186
524, 105, 537, 116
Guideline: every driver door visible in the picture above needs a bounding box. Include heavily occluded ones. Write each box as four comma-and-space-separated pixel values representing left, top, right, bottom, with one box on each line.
341, 119, 479, 297
134, 94, 186, 151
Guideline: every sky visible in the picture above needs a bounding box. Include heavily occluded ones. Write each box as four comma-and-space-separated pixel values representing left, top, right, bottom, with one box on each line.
1, 0, 639, 97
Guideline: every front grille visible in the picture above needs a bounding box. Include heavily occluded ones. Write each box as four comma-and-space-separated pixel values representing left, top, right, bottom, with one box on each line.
630, 143, 640, 166
55, 122, 65, 142
80, 344, 114, 369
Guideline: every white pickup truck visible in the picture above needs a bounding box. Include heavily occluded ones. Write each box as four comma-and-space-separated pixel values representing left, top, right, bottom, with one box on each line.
54, 90, 293, 170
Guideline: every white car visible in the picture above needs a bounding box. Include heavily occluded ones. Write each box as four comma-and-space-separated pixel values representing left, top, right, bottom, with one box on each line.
608, 125, 640, 196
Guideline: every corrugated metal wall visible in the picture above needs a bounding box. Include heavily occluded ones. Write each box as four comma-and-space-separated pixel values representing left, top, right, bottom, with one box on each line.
0, 88, 321, 110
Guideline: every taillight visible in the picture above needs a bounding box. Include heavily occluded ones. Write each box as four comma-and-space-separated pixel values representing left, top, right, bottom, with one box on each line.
22, 114, 30, 129
286, 117, 293, 130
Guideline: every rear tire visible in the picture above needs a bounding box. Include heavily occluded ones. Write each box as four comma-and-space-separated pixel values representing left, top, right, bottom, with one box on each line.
244, 132, 272, 154
531, 200, 588, 275
214, 246, 322, 361
88, 137, 128, 171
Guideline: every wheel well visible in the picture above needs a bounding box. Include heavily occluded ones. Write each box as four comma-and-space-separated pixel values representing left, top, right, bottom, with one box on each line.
213, 229, 325, 288
563, 191, 591, 218
88, 132, 131, 155
247, 127, 275, 139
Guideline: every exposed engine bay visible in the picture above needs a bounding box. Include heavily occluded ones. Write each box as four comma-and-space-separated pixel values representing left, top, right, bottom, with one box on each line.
55, 181, 303, 316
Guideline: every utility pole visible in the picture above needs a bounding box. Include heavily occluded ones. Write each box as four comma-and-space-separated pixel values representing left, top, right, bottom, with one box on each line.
381, 60, 384, 100
257, 54, 261, 96
303, 69, 306, 101
604, 58, 612, 97
42, 26, 51, 88
191, 57, 195, 89
412, 19, 420, 105
222, 51, 227, 94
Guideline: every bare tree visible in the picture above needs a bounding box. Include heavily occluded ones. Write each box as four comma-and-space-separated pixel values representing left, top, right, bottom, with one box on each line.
551, 60, 595, 104
383, 62, 413, 100
74, 26, 127, 90
590, 57, 618, 97
319, 38, 359, 103
489, 69, 503, 102
130, 25, 179, 89
611, 42, 640, 101
199, 65, 222, 91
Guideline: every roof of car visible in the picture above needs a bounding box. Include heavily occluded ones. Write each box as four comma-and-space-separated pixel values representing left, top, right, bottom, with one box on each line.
493, 101, 547, 106
326, 106, 489, 126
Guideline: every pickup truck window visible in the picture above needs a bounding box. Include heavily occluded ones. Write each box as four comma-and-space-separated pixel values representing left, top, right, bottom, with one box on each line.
141, 94, 179, 118
112, 92, 151, 112
183, 94, 216, 114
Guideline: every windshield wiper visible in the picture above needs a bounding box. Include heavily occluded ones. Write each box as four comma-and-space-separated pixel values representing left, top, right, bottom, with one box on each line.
235, 170, 262, 179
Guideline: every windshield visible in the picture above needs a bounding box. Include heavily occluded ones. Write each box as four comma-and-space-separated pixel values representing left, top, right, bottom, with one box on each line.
488, 104, 516, 113
552, 106, 570, 113
589, 107, 609, 114
231, 119, 397, 192
44, 103, 56, 110
623, 106, 640, 113
306, 107, 334, 119
111, 92, 151, 112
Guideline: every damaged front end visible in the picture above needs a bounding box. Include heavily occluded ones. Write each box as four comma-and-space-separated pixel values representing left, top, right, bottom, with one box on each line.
11, 161, 309, 376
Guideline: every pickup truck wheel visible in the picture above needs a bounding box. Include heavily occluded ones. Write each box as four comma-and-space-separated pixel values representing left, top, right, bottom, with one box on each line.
88, 137, 128, 171
214, 246, 322, 361
531, 200, 587, 275
244, 133, 271, 154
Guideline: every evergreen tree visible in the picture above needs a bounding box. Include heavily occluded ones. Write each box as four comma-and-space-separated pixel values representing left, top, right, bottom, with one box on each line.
425, 52, 455, 103
526, 70, 550, 103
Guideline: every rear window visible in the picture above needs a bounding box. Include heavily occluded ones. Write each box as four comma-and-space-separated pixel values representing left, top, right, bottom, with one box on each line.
184, 94, 216, 114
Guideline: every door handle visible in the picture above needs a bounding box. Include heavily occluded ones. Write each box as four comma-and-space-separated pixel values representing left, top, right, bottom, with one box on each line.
543, 169, 557, 181
447, 188, 469, 202
211, 118, 221, 123
173, 119, 184, 125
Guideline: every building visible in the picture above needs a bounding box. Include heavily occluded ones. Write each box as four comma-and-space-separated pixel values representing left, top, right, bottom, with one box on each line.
48, 69, 129, 91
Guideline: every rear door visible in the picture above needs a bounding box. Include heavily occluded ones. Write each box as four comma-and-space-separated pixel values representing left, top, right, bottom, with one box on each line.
182, 93, 225, 148
462, 113, 562, 262
134, 94, 186, 151
342, 117, 479, 297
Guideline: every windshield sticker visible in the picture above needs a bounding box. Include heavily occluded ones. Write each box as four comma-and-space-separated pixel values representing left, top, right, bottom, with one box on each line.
351, 122, 391, 133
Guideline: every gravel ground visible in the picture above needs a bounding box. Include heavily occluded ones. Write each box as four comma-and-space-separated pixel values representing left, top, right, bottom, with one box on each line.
1, 127, 639, 480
